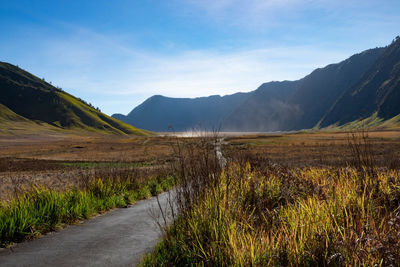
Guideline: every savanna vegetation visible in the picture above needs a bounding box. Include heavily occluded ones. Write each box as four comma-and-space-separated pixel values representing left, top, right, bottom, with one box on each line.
143, 130, 400, 266
0, 135, 175, 201
0, 134, 177, 246
1, 129, 399, 265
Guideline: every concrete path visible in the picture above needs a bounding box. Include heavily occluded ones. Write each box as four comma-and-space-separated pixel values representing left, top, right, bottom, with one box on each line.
0, 191, 175, 267
215, 138, 227, 168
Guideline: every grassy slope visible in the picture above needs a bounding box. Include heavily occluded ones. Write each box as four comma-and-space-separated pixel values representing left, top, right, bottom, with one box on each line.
0, 104, 64, 135
318, 112, 400, 131
0, 104, 27, 122
0, 62, 151, 136
57, 92, 151, 135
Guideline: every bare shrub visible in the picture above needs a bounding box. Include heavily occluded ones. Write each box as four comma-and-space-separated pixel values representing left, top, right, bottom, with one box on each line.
347, 128, 376, 171
171, 129, 222, 214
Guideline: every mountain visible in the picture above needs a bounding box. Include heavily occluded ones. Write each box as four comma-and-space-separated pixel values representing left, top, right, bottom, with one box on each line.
0, 62, 150, 136
319, 37, 400, 127
113, 93, 248, 131
222, 47, 384, 131
114, 37, 400, 132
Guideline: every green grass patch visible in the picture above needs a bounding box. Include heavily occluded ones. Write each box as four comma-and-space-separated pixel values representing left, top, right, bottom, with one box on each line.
61, 161, 149, 169
247, 140, 282, 146
318, 112, 400, 131
0, 175, 175, 247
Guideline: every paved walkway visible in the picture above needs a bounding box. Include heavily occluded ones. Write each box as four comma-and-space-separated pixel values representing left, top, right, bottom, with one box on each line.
0, 191, 175, 267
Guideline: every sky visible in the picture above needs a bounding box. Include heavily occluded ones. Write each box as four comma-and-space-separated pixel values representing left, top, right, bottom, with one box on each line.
1, 0, 399, 115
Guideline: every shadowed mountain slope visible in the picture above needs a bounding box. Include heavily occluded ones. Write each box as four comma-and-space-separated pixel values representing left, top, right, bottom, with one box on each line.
221, 81, 298, 131
320, 37, 400, 127
285, 47, 385, 130
221, 47, 383, 132
0, 62, 150, 135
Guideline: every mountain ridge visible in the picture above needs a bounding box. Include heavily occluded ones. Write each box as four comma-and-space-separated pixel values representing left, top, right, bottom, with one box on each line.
115, 39, 398, 132
114, 92, 249, 131
320, 37, 400, 127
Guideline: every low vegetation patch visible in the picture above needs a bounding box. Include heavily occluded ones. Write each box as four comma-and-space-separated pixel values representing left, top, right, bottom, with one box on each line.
143, 163, 400, 266
143, 133, 400, 266
61, 161, 148, 169
0, 169, 175, 247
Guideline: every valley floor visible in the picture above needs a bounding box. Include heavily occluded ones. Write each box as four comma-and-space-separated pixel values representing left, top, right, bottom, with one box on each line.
1, 129, 399, 200
143, 129, 400, 266
1, 130, 400, 265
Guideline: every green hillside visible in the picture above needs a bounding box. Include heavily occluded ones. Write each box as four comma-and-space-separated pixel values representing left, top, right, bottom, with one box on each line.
0, 62, 151, 136
0, 103, 27, 122
324, 113, 400, 131
0, 103, 62, 135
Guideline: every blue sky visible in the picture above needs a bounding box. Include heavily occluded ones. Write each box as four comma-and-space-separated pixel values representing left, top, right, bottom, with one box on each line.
1, 0, 399, 115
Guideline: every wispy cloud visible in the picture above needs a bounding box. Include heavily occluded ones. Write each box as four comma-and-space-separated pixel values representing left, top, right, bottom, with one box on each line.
3, 0, 398, 115
120, 47, 347, 97
17, 27, 350, 115
184, 0, 303, 12
173, 0, 400, 35
174, 0, 307, 29
182, 0, 305, 15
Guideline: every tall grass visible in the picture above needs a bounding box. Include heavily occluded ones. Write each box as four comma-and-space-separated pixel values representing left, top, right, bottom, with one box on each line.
0, 168, 175, 246
142, 132, 400, 266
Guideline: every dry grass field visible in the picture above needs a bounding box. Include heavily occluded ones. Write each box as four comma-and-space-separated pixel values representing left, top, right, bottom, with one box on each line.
1, 130, 399, 201
142, 129, 400, 266
224, 130, 400, 168
0, 133, 176, 201
0, 134, 173, 162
